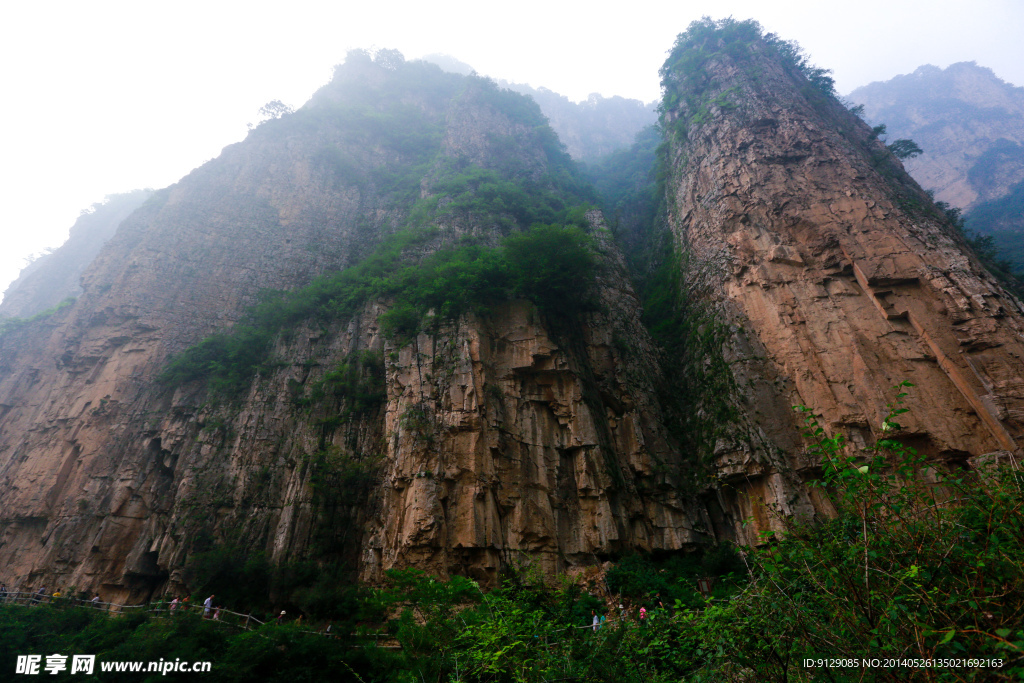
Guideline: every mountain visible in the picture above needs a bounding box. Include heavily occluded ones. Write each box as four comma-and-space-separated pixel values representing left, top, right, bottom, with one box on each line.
500, 85, 657, 161
645, 18, 1024, 547
0, 190, 152, 319
0, 50, 693, 602
1, 35, 1023, 607
965, 180, 1024, 270
848, 63, 1024, 273
849, 62, 1024, 211
421, 53, 658, 160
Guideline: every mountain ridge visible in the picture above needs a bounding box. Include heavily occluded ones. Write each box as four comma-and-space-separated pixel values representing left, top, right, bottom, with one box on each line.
0, 32, 1022, 607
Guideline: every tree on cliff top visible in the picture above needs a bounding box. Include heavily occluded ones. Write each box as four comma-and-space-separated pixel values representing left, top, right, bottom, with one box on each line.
659, 17, 837, 115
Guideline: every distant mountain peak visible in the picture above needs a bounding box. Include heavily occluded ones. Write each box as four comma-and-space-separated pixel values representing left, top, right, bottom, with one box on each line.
849, 61, 1024, 212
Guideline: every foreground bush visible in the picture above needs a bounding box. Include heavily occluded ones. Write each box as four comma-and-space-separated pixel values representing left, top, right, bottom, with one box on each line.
680, 386, 1024, 681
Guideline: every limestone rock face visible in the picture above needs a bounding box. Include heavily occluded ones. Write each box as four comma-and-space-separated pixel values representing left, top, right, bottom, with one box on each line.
661, 40, 1024, 533
3, 44, 1024, 602
363, 223, 709, 582
0, 60, 703, 599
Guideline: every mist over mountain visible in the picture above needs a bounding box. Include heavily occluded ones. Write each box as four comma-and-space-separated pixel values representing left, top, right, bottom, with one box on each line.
849, 62, 1024, 210
422, 53, 657, 160
849, 63, 1024, 272
0, 56, 654, 316
1, 26, 1023, 679
0, 189, 152, 319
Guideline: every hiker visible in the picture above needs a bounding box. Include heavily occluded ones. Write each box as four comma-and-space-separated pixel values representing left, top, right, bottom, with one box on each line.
599, 613, 607, 630
276, 610, 286, 625
0, 583, 7, 602
591, 610, 599, 632
169, 597, 179, 613
212, 607, 221, 621
203, 594, 214, 618
33, 587, 46, 604
90, 594, 101, 608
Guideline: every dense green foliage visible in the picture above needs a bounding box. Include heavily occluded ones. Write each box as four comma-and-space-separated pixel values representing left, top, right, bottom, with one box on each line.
659, 17, 836, 140
295, 350, 386, 418
183, 547, 370, 623
0, 606, 387, 683
693, 388, 1024, 680
605, 546, 744, 608
160, 219, 596, 396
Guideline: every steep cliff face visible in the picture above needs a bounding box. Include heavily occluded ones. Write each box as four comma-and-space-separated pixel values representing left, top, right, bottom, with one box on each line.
0, 53, 706, 599
659, 22, 1024, 531
5, 34, 1024, 604
849, 62, 1024, 210
0, 190, 151, 319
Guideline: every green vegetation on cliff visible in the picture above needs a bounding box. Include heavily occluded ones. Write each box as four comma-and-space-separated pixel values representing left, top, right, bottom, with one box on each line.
586, 123, 739, 478
659, 17, 836, 141
160, 215, 596, 396
0, 297, 75, 337
161, 52, 599, 398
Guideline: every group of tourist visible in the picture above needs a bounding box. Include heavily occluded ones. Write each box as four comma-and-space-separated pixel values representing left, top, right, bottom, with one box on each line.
0, 581, 320, 633
161, 594, 222, 620
587, 597, 668, 631
0, 583, 101, 607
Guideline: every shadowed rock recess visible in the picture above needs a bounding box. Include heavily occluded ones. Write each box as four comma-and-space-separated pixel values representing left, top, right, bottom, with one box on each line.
1, 34, 1023, 602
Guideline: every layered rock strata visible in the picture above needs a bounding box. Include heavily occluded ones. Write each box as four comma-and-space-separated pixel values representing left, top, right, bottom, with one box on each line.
660, 36, 1024, 534
3, 40, 1024, 602
0, 58, 705, 599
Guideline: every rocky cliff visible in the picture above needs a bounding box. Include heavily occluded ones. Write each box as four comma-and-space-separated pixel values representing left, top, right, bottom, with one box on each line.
0, 51, 708, 601
2, 33, 1023, 604
659, 20, 1024, 533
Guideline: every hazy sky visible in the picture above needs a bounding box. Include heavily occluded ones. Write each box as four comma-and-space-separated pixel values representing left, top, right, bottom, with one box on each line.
2, 0, 1022, 302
